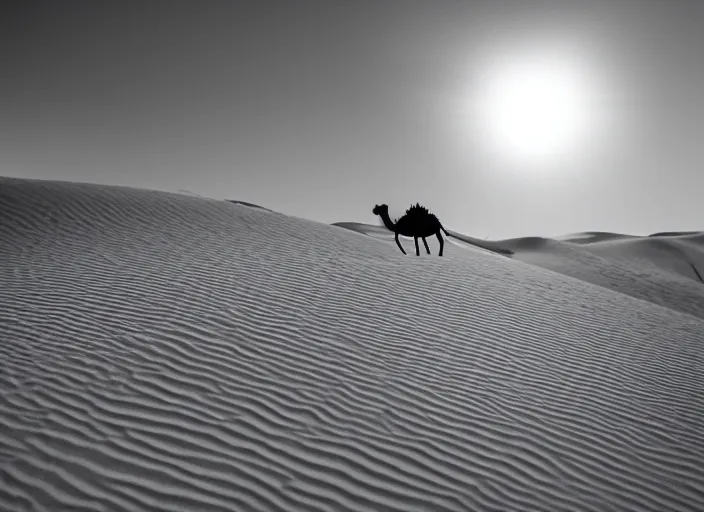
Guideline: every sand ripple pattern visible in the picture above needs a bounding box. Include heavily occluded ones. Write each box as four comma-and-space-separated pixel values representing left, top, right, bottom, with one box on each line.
1, 177, 703, 512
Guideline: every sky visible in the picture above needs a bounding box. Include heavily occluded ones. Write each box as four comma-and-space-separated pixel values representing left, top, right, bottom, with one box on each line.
2, 0, 703, 239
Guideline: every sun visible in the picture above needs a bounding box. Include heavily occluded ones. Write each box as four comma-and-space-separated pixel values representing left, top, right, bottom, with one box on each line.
475, 51, 595, 163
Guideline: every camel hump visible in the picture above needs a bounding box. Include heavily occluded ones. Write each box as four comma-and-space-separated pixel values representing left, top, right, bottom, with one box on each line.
404, 203, 431, 219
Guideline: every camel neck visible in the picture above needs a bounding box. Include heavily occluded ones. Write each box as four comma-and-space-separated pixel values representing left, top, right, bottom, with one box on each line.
380, 215, 396, 232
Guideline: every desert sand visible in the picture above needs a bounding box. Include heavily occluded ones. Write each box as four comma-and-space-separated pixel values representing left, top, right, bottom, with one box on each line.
1, 177, 703, 511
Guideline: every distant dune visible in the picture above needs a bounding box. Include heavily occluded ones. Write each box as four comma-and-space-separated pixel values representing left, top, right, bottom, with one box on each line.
649, 231, 703, 238
331, 221, 391, 236
497, 232, 704, 320
554, 231, 637, 244
2, 177, 704, 512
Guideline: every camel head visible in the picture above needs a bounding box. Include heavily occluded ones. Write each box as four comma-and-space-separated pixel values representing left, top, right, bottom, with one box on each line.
373, 204, 397, 232
372, 204, 389, 217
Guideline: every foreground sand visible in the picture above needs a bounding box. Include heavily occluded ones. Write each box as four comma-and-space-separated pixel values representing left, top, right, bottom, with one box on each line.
1, 177, 703, 511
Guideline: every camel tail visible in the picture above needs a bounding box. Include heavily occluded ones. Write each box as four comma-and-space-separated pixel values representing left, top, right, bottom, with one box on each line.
441, 224, 450, 237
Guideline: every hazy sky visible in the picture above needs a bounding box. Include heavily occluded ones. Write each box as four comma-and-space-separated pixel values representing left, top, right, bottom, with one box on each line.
2, 0, 703, 238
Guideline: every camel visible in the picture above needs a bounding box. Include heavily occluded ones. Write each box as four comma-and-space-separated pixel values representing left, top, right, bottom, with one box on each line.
373, 203, 450, 256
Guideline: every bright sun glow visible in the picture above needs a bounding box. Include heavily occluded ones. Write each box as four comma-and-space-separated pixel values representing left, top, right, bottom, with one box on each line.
476, 51, 595, 163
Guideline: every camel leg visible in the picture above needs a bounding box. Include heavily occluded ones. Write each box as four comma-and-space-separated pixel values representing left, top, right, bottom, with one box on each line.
414, 237, 420, 256
395, 233, 406, 255
422, 237, 431, 254
436, 232, 444, 256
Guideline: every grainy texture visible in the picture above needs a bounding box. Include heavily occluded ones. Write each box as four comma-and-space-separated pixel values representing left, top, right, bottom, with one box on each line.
1, 177, 703, 512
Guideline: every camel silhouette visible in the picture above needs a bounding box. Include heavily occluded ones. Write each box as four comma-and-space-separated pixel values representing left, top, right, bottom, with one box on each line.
373, 203, 450, 256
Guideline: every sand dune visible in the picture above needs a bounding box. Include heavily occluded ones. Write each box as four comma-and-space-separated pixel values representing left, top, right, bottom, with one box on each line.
554, 231, 636, 244
332, 221, 391, 237
495, 233, 704, 320
226, 200, 273, 211
649, 231, 704, 238
336, 222, 704, 314
1, 177, 704, 511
